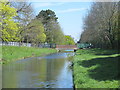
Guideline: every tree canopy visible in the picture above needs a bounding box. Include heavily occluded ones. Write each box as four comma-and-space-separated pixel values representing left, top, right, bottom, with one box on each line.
36, 9, 65, 44
36, 9, 58, 25
80, 2, 119, 49
64, 35, 75, 45
1, 1, 75, 46
10, 1, 35, 42
24, 19, 46, 44
0, 0, 20, 42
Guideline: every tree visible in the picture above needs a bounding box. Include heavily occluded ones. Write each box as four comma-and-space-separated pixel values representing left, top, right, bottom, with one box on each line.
0, 0, 20, 42
80, 2, 119, 49
36, 9, 64, 44
11, 1, 34, 25
64, 35, 75, 45
46, 21, 65, 44
10, 1, 35, 42
24, 19, 46, 45
36, 9, 58, 26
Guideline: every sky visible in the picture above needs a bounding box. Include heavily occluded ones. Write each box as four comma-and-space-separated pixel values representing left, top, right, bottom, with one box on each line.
31, 2, 92, 42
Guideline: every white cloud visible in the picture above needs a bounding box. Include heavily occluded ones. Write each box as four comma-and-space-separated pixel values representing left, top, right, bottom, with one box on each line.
36, 3, 53, 7
32, 2, 65, 9
57, 8, 87, 13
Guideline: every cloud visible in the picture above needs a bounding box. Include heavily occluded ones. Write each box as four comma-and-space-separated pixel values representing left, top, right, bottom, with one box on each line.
36, 3, 53, 7
32, 2, 65, 8
57, 8, 87, 13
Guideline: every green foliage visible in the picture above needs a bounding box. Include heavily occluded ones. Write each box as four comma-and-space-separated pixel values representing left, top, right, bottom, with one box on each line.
0, 0, 20, 42
2, 46, 57, 64
25, 19, 46, 44
36, 9, 58, 25
74, 49, 120, 88
64, 35, 75, 45
36, 9, 65, 44
45, 21, 65, 44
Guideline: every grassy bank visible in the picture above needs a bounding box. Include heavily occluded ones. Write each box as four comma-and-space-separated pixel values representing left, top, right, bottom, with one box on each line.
1, 46, 57, 64
73, 48, 120, 88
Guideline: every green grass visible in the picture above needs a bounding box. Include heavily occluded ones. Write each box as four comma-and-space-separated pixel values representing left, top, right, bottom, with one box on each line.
1, 46, 57, 64
73, 48, 120, 88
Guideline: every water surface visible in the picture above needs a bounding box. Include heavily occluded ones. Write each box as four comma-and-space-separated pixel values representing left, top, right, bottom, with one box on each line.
3, 52, 74, 88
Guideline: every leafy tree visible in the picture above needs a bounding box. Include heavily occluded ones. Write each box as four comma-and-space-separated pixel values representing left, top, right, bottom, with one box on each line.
0, 0, 20, 42
24, 19, 46, 45
46, 21, 65, 44
64, 35, 75, 45
36, 9, 64, 44
36, 9, 58, 26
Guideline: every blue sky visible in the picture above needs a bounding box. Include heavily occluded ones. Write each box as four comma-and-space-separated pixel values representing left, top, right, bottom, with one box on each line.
31, 2, 92, 42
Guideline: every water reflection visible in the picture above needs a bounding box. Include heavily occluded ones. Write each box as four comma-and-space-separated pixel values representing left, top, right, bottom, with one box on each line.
3, 52, 74, 88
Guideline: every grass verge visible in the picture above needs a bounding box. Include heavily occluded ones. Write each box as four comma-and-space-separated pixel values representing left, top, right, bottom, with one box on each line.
1, 45, 57, 64
73, 48, 120, 88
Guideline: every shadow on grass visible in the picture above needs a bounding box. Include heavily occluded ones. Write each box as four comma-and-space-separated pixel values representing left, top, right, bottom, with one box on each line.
95, 51, 119, 55
79, 56, 120, 81
77, 49, 119, 56
94, 49, 119, 55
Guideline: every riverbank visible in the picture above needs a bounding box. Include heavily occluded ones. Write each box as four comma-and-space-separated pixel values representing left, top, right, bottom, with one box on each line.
73, 48, 120, 88
1, 46, 57, 64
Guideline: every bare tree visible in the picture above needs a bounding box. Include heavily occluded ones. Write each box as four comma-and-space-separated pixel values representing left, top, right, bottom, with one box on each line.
10, 1, 35, 42
80, 2, 119, 49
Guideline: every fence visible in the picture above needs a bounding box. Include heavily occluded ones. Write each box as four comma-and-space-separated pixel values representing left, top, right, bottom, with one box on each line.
0, 41, 56, 48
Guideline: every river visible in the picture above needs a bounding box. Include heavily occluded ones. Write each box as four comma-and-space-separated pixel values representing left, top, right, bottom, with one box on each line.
2, 52, 74, 88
